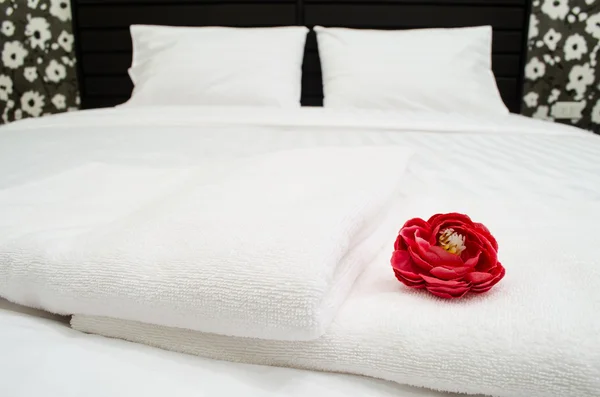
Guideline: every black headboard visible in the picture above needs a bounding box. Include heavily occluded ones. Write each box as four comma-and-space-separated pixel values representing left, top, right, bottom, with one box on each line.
73, 0, 531, 113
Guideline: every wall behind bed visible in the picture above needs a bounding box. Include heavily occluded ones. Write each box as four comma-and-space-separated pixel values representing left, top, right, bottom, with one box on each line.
522, 0, 600, 134
3, 0, 599, 134
0, 0, 79, 124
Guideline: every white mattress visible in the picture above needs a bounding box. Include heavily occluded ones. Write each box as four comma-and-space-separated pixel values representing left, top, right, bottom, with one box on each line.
0, 298, 473, 397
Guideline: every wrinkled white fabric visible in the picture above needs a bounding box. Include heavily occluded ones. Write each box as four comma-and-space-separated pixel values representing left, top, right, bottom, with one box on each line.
0, 299, 472, 397
0, 143, 413, 340
73, 198, 600, 397
2, 107, 600, 397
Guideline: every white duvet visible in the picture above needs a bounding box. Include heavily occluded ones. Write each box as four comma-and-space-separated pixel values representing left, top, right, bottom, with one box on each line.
2, 107, 600, 397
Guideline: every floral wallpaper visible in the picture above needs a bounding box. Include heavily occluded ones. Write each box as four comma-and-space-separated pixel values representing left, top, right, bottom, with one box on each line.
0, 0, 79, 125
522, 0, 600, 134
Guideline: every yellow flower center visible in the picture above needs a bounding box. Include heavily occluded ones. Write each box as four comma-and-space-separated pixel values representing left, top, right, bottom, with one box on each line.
438, 228, 466, 256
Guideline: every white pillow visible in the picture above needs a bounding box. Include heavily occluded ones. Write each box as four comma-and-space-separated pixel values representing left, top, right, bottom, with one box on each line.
314, 26, 509, 115
125, 25, 309, 107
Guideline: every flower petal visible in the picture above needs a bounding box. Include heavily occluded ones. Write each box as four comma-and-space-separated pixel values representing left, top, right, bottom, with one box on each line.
391, 251, 425, 287
426, 285, 471, 299
399, 220, 432, 249
402, 217, 430, 230
394, 270, 426, 288
428, 212, 473, 226
462, 241, 482, 262
394, 234, 407, 251
391, 250, 414, 272
461, 229, 498, 271
430, 222, 471, 245
473, 222, 499, 251
429, 266, 471, 280
421, 274, 470, 289
465, 271, 494, 284
395, 219, 429, 250
408, 246, 434, 270
394, 268, 422, 284
463, 251, 482, 268
426, 290, 455, 299
420, 244, 464, 268
471, 264, 506, 293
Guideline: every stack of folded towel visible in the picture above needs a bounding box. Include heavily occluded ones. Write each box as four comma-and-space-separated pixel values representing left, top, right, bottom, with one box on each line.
1, 145, 599, 397
71, 199, 600, 397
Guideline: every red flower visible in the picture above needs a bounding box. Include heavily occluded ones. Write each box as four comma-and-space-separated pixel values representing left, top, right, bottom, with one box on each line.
391, 213, 505, 299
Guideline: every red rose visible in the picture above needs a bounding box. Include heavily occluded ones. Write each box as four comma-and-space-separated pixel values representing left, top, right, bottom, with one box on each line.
391, 213, 505, 299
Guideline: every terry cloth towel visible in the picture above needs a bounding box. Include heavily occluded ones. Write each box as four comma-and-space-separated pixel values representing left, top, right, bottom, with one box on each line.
72, 199, 600, 397
0, 146, 413, 341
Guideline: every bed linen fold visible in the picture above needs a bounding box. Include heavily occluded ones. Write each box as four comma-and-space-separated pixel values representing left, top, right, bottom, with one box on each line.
1, 298, 475, 397
0, 145, 414, 341
72, 198, 600, 397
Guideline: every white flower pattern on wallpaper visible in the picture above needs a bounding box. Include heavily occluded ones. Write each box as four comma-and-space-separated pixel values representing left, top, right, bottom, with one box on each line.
533, 105, 553, 120
568, 5, 587, 22
566, 63, 595, 99
564, 33, 589, 60
542, 0, 570, 20
0, 75, 14, 101
23, 66, 38, 82
529, 14, 540, 38
524, 91, 540, 108
0, 0, 78, 124
49, 0, 71, 22
45, 59, 66, 82
523, 0, 600, 134
548, 88, 561, 103
585, 12, 600, 39
542, 53, 562, 65
20, 90, 45, 117
543, 28, 563, 50
25, 16, 52, 50
525, 57, 547, 80
2, 41, 29, 69
57, 30, 73, 52
1, 20, 15, 36
51, 92, 66, 109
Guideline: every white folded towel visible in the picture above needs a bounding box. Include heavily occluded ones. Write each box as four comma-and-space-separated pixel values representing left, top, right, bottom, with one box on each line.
0, 146, 413, 340
72, 199, 600, 397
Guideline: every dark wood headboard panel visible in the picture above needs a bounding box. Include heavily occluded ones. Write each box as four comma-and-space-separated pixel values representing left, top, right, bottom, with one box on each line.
73, 0, 531, 113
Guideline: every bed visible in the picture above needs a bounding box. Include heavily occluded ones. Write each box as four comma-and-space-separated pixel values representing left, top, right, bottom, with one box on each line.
2, 1, 600, 397
1, 106, 599, 397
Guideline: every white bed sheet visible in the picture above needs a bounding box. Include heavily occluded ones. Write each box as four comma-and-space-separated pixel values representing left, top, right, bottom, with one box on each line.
0, 298, 473, 397
0, 106, 597, 205
1, 106, 599, 397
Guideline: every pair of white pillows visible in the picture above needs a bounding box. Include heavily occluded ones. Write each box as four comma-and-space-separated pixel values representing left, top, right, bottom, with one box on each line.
126, 25, 509, 115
